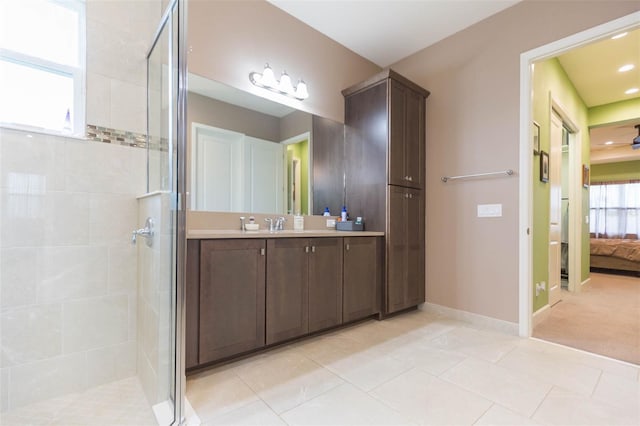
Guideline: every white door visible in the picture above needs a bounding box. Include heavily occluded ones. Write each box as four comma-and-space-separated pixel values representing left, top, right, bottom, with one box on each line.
244, 136, 286, 214
549, 112, 563, 306
192, 125, 243, 211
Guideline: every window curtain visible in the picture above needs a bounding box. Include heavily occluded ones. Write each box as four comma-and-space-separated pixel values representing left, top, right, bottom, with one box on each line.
589, 180, 640, 239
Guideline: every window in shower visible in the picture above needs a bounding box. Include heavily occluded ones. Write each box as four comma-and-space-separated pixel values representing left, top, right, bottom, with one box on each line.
0, 0, 85, 135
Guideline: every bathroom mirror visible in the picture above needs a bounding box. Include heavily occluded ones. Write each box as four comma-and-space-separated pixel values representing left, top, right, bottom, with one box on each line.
187, 73, 315, 215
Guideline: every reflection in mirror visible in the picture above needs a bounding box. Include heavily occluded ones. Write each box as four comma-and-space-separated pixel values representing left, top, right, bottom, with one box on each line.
187, 73, 313, 215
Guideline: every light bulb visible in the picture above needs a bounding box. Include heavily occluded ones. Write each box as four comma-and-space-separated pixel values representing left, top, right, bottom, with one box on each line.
261, 64, 276, 88
279, 72, 294, 95
295, 80, 309, 99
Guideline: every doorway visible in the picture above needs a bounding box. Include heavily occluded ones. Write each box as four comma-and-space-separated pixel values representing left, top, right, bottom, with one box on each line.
518, 11, 640, 337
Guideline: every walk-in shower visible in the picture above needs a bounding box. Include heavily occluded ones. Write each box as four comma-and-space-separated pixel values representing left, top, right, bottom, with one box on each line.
0, 0, 186, 424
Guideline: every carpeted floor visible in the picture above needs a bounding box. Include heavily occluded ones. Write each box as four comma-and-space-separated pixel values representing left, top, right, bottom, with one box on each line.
533, 272, 640, 365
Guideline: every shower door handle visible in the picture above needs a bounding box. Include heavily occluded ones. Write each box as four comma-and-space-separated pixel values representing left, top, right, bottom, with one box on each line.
132, 217, 154, 247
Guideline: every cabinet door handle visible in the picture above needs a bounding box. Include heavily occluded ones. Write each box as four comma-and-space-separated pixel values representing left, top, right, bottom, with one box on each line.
404, 193, 409, 199
311, 245, 316, 253
345, 243, 350, 251
305, 246, 309, 253
408, 176, 413, 181
260, 248, 265, 256
409, 194, 413, 199
404, 175, 410, 181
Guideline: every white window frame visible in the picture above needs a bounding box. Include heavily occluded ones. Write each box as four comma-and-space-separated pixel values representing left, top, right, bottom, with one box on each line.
0, 0, 86, 137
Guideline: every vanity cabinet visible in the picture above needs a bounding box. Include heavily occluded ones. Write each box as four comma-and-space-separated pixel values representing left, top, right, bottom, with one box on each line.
389, 79, 425, 190
387, 187, 425, 313
343, 69, 429, 315
343, 237, 383, 322
187, 239, 266, 367
186, 234, 380, 371
266, 237, 343, 345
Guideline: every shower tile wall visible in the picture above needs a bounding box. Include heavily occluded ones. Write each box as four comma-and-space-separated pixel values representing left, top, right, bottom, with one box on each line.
0, 129, 146, 410
0, 0, 161, 412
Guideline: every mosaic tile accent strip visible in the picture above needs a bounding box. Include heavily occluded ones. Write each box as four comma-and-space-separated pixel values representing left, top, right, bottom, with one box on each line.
85, 124, 169, 151
86, 124, 147, 148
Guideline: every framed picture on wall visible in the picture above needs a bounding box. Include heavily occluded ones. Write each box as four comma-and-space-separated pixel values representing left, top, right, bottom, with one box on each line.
540, 151, 549, 183
583, 165, 590, 188
532, 121, 541, 155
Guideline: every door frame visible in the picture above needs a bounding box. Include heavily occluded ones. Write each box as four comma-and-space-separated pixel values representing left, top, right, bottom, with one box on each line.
549, 96, 581, 294
518, 11, 640, 337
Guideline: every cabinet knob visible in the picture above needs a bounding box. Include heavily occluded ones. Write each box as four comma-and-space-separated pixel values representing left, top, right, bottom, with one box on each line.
311, 246, 316, 253
260, 248, 265, 256
345, 243, 350, 251
408, 176, 413, 181
305, 246, 310, 253
404, 176, 410, 181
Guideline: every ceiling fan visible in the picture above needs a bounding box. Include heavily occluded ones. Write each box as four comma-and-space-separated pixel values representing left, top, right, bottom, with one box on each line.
633, 125, 640, 150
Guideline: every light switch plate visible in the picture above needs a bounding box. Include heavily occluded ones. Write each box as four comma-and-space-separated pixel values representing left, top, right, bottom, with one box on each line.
477, 204, 502, 217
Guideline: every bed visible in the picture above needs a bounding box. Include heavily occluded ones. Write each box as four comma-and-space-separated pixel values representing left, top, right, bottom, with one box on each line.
590, 238, 640, 274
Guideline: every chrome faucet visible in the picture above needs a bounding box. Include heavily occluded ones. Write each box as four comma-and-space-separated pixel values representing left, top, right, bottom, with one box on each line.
264, 217, 275, 232
265, 217, 286, 232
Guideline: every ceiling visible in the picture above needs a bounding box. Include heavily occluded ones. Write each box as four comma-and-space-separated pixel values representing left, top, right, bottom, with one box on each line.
268, 1, 639, 157
556, 28, 640, 153
268, 0, 521, 68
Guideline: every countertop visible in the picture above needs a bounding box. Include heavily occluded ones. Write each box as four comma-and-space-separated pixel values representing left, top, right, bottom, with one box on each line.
187, 229, 384, 239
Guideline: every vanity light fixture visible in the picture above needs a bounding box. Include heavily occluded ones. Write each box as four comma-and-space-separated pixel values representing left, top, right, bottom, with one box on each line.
249, 63, 309, 100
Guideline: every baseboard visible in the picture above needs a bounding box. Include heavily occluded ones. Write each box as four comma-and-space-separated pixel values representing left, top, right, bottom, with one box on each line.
420, 302, 519, 335
581, 277, 591, 290
532, 304, 551, 328
152, 398, 201, 426
184, 396, 201, 426
152, 400, 174, 426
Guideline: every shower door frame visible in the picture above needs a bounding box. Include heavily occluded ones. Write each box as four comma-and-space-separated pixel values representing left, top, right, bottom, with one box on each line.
146, 0, 188, 424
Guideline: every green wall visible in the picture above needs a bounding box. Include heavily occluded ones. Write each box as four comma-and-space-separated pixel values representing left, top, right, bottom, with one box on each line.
589, 98, 640, 127
591, 160, 640, 182
286, 139, 309, 215
532, 58, 590, 313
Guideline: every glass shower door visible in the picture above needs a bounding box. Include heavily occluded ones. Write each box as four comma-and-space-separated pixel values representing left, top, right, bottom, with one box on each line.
142, 0, 185, 424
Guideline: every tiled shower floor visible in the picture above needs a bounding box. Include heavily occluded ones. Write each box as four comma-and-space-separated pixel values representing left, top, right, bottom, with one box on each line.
0, 376, 156, 426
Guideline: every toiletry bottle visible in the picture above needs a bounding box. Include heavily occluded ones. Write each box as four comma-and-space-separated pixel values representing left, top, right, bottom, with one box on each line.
294, 213, 304, 231
341, 206, 348, 222
323, 207, 331, 217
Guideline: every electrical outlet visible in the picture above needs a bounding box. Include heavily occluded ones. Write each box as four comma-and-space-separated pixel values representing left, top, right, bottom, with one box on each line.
326, 219, 336, 228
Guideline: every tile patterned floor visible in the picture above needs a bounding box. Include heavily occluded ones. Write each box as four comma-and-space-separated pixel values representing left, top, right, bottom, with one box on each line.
187, 310, 640, 426
0, 376, 157, 426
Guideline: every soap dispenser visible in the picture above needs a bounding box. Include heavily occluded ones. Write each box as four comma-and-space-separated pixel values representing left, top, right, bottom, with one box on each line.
341, 206, 348, 222
323, 207, 331, 217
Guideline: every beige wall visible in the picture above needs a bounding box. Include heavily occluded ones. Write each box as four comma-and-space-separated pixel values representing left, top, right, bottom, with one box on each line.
391, 0, 638, 323
187, 0, 380, 123
188, 92, 281, 141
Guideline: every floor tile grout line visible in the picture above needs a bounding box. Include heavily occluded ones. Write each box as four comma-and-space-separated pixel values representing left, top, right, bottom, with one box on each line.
589, 369, 604, 398
528, 384, 555, 422
471, 402, 496, 425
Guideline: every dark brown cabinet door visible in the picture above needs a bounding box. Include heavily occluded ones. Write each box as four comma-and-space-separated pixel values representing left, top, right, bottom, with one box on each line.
198, 239, 266, 365
387, 187, 425, 313
266, 238, 309, 345
343, 237, 382, 322
389, 80, 424, 190
186, 240, 200, 369
308, 238, 343, 333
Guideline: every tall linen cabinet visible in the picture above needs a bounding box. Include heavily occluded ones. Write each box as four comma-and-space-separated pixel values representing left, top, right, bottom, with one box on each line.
342, 69, 430, 315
